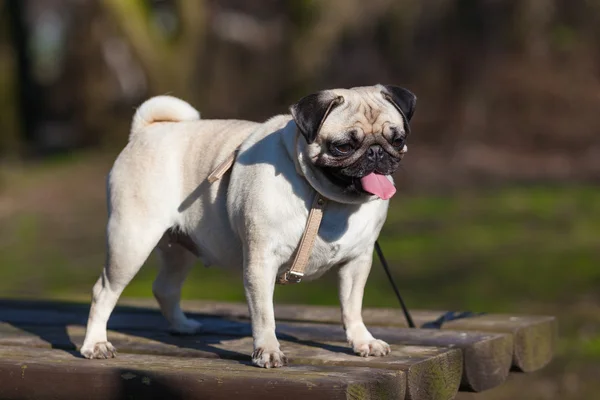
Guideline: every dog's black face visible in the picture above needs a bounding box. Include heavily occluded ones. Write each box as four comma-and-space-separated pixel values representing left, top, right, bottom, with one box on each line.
319, 126, 406, 195
290, 85, 416, 196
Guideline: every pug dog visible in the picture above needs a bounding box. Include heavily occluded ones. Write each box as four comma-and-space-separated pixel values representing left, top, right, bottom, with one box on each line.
80, 84, 416, 368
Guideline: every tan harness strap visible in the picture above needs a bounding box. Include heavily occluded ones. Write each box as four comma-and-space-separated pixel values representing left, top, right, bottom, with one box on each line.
207, 148, 240, 183
208, 147, 326, 285
277, 192, 326, 284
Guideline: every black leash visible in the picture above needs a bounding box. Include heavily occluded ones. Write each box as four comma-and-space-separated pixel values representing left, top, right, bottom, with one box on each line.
374, 240, 416, 328
375, 241, 485, 329
420, 311, 486, 329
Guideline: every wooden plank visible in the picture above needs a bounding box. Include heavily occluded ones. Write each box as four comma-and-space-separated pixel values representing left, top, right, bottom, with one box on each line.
137, 299, 555, 373
262, 307, 556, 374
0, 302, 512, 392
0, 298, 554, 373
0, 346, 404, 400
0, 324, 461, 400
281, 323, 512, 393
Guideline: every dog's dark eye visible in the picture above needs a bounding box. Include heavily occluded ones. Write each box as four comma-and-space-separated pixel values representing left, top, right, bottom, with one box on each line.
391, 137, 405, 148
331, 143, 354, 156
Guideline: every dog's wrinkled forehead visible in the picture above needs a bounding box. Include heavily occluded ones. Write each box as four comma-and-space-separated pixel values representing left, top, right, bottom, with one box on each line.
320, 86, 405, 139
290, 84, 416, 145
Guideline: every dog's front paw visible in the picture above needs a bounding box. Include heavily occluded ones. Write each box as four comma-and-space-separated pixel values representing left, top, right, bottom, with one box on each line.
252, 347, 288, 368
80, 341, 117, 359
352, 339, 391, 357
169, 318, 203, 335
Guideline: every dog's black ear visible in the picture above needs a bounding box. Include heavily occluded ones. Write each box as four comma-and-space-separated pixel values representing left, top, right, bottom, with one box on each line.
381, 85, 417, 122
290, 93, 344, 144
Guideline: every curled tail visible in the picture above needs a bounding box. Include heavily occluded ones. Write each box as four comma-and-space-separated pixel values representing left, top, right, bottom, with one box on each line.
130, 95, 200, 139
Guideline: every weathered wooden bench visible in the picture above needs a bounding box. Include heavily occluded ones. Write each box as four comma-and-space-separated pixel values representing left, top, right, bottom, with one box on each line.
0, 299, 556, 400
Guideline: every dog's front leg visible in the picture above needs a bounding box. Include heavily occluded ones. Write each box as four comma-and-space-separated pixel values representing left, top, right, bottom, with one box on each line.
244, 256, 287, 368
338, 251, 391, 357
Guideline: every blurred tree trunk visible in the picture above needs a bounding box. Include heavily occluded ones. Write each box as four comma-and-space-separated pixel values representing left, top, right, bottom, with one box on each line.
5, 0, 39, 156
286, 0, 388, 93
517, 0, 555, 59
102, 0, 206, 105
0, 1, 20, 157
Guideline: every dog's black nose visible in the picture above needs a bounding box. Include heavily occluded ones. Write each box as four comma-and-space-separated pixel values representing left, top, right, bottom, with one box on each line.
367, 145, 384, 162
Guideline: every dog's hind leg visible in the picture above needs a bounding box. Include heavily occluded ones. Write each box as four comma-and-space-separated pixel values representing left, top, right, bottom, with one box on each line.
80, 216, 167, 359
153, 241, 201, 334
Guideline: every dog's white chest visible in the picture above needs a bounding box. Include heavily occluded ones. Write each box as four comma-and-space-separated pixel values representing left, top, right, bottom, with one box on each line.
280, 199, 387, 281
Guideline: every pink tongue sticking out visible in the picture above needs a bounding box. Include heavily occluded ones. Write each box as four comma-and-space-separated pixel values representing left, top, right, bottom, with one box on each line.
360, 173, 396, 200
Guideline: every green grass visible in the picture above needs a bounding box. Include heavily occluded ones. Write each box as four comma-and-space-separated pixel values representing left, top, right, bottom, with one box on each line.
3, 175, 600, 308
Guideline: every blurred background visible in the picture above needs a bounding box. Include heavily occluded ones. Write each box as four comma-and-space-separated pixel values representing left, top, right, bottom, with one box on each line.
0, 0, 599, 398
